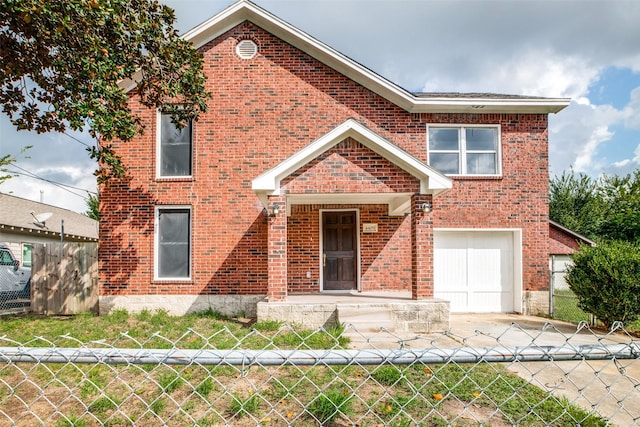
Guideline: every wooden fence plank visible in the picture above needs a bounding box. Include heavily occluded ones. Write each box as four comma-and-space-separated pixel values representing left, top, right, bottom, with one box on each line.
31, 243, 98, 315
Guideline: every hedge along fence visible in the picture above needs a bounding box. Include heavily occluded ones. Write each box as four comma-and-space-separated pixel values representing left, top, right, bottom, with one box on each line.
566, 240, 640, 328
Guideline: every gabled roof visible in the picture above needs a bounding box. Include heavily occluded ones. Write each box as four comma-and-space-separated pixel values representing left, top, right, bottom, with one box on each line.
0, 193, 98, 241
550, 220, 596, 246
252, 118, 452, 212
169, 0, 570, 114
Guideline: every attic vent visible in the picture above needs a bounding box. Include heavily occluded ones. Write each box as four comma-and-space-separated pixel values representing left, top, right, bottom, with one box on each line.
236, 40, 257, 59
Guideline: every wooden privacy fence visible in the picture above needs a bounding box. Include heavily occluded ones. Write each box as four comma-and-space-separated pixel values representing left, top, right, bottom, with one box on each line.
31, 243, 98, 315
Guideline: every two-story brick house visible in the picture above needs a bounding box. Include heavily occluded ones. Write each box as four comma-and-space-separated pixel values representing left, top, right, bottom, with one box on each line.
98, 0, 569, 330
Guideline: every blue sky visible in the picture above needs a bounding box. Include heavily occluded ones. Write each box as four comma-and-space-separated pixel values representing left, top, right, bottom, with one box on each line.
1, 0, 640, 212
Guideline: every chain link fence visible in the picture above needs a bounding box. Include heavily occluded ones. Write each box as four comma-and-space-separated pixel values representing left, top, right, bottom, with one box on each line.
550, 256, 593, 325
1, 321, 639, 426
0, 288, 30, 314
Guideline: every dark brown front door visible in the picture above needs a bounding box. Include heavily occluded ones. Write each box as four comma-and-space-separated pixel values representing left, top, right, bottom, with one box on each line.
322, 211, 357, 291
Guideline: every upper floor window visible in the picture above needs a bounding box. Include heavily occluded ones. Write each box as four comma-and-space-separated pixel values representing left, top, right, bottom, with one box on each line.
158, 112, 192, 177
427, 126, 500, 176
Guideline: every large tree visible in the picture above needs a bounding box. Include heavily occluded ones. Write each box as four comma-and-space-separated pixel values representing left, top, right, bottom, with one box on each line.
598, 171, 640, 242
85, 192, 99, 220
1, 0, 209, 182
550, 169, 640, 242
549, 169, 601, 240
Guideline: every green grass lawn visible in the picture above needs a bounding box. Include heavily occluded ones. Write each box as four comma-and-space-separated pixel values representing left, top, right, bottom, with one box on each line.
0, 310, 608, 426
552, 289, 592, 324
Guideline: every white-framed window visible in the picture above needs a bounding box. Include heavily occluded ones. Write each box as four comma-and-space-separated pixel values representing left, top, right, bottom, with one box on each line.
155, 206, 191, 280
21, 244, 32, 267
157, 112, 193, 177
427, 125, 501, 176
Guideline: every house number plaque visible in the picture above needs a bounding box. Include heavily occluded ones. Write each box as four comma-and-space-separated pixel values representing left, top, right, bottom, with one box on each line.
362, 223, 378, 233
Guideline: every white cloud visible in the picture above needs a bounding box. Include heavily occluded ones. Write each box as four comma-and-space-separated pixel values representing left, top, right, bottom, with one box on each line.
612, 144, 640, 170
422, 49, 600, 100
613, 158, 631, 168
1, 114, 97, 213
549, 102, 622, 175
573, 125, 614, 172
623, 87, 640, 130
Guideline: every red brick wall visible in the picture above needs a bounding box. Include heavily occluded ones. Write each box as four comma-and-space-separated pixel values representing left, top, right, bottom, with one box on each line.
282, 138, 420, 194
549, 224, 582, 255
287, 204, 410, 293
430, 114, 550, 291
99, 21, 551, 297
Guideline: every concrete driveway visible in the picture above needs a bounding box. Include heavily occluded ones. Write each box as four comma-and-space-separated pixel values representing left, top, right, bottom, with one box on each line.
345, 313, 640, 426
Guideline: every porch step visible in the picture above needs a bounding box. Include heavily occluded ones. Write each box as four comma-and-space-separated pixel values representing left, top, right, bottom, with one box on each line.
336, 304, 396, 333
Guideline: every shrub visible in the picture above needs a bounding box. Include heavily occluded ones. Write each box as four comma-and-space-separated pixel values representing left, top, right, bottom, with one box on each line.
566, 240, 640, 328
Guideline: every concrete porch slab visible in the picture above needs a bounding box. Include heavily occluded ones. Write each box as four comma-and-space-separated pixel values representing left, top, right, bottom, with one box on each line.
256, 291, 450, 332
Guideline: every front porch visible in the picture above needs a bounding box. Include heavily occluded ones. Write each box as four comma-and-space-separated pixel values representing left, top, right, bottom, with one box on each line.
257, 291, 450, 332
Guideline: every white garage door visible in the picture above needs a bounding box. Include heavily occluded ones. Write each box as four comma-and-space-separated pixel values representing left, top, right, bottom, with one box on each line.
434, 231, 515, 312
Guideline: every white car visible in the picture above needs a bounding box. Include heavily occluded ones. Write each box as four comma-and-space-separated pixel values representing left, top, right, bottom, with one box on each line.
0, 245, 31, 302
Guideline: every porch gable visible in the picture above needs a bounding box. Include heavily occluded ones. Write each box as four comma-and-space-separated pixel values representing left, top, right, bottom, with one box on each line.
252, 119, 452, 215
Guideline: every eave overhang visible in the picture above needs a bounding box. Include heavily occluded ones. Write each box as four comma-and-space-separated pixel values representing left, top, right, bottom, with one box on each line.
252, 119, 452, 215
119, 0, 570, 115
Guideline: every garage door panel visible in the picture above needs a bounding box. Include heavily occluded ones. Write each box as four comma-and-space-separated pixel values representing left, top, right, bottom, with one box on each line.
468, 248, 503, 291
472, 291, 513, 312
437, 291, 468, 312
433, 247, 467, 291
435, 231, 514, 313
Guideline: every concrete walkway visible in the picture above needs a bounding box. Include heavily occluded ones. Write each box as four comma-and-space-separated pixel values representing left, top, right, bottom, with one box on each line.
342, 313, 640, 427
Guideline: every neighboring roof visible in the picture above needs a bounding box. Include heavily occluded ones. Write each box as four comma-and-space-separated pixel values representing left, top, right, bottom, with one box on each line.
120, 0, 570, 115
550, 220, 596, 246
0, 193, 98, 241
252, 118, 453, 214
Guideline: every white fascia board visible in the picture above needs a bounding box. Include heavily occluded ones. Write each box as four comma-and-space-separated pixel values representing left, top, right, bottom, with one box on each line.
409, 97, 571, 114
182, 1, 253, 48
251, 119, 452, 196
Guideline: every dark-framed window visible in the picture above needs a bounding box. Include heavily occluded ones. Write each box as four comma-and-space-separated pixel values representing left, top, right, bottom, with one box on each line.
155, 207, 191, 279
159, 113, 192, 177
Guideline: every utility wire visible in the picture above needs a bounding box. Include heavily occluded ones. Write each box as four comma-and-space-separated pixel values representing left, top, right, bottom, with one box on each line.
3, 130, 98, 200
3, 131, 98, 199
63, 131, 95, 149
7, 164, 97, 199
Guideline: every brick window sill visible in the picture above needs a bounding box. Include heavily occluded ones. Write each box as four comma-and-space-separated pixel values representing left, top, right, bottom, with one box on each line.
450, 175, 503, 181
155, 177, 194, 182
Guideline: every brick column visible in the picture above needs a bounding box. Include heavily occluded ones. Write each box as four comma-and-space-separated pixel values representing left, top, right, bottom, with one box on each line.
411, 194, 434, 300
267, 196, 287, 302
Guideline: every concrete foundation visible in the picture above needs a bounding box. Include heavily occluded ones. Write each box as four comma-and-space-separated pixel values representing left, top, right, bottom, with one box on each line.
257, 292, 450, 332
99, 294, 265, 317
98, 291, 544, 332
523, 290, 550, 317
